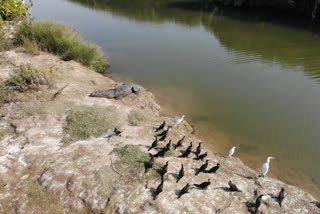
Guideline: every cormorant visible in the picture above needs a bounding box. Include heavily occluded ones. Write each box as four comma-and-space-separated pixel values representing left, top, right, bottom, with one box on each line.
262, 157, 275, 177
152, 148, 167, 158
145, 153, 154, 173
160, 161, 169, 177
205, 163, 220, 173
178, 143, 192, 158
254, 194, 264, 213
195, 142, 202, 157
174, 115, 185, 127
148, 136, 158, 151
177, 183, 191, 199
159, 134, 167, 141
164, 140, 171, 151
277, 187, 285, 207
153, 179, 164, 200
155, 121, 166, 132
195, 160, 209, 175
175, 136, 185, 149
114, 128, 122, 136
176, 164, 184, 183
194, 179, 211, 189
228, 146, 236, 158
193, 152, 207, 161
228, 180, 241, 192
157, 127, 171, 137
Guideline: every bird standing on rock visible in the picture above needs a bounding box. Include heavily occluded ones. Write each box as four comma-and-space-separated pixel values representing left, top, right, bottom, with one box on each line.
160, 161, 169, 178
194, 179, 211, 189
194, 152, 207, 161
228, 146, 236, 158
174, 115, 185, 127
155, 121, 166, 132
152, 147, 167, 158
164, 140, 171, 151
177, 183, 191, 199
228, 180, 241, 192
153, 178, 164, 200
277, 187, 285, 207
253, 194, 264, 213
195, 142, 202, 157
205, 163, 220, 174
175, 136, 185, 149
262, 157, 275, 177
195, 160, 209, 175
157, 127, 171, 137
145, 153, 154, 173
148, 136, 158, 151
178, 142, 192, 158
159, 134, 167, 141
176, 164, 184, 183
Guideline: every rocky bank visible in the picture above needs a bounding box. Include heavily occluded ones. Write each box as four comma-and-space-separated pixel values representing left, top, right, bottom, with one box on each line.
0, 49, 319, 214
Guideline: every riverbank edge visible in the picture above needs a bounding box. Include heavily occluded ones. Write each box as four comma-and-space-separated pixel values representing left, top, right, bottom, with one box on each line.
0, 23, 319, 213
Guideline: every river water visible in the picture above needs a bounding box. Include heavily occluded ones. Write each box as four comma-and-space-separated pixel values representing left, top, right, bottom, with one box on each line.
32, 0, 320, 199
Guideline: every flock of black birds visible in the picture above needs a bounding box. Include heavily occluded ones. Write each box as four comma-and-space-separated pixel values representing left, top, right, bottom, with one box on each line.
145, 120, 287, 213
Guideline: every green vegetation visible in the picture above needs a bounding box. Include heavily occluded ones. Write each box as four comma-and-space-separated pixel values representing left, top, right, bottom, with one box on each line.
127, 109, 147, 126
112, 144, 161, 180
0, 0, 29, 21
14, 21, 108, 74
0, 17, 12, 51
0, 64, 52, 105
63, 105, 122, 143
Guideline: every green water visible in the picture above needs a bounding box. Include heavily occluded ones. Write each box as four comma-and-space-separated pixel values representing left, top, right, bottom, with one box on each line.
33, 0, 320, 198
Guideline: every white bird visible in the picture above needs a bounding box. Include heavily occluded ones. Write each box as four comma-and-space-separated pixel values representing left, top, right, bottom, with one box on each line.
228, 146, 236, 158
262, 157, 275, 177
174, 115, 185, 127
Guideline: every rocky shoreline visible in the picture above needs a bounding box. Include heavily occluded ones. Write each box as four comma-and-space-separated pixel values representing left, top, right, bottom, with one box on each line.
0, 49, 319, 213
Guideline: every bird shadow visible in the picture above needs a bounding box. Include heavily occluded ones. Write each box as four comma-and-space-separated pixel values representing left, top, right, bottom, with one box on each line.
214, 187, 232, 192
235, 173, 257, 180
268, 194, 279, 203
311, 201, 320, 208
174, 189, 180, 197
244, 202, 256, 214
149, 187, 156, 198
168, 172, 179, 180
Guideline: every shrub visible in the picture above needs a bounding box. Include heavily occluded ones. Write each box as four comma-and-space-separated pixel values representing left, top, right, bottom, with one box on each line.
128, 109, 147, 126
0, 0, 29, 21
0, 17, 12, 51
63, 105, 122, 143
15, 21, 108, 74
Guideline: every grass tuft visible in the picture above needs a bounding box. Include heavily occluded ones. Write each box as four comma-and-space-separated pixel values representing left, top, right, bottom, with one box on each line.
112, 144, 161, 180
127, 109, 147, 126
63, 105, 122, 143
14, 21, 108, 74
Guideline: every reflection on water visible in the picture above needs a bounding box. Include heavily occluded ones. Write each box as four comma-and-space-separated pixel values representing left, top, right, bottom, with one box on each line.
33, 0, 320, 199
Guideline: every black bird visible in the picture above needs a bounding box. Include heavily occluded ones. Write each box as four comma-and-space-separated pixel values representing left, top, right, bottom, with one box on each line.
205, 163, 220, 174
155, 121, 166, 132
177, 183, 191, 199
159, 134, 167, 141
195, 142, 202, 157
228, 180, 241, 192
153, 179, 164, 200
176, 164, 184, 183
254, 194, 264, 213
178, 142, 193, 158
277, 187, 285, 207
160, 161, 169, 177
193, 152, 207, 161
152, 148, 167, 158
195, 160, 209, 175
114, 128, 122, 136
164, 140, 171, 151
175, 136, 185, 149
157, 126, 171, 137
148, 136, 158, 151
194, 179, 211, 189
145, 153, 154, 173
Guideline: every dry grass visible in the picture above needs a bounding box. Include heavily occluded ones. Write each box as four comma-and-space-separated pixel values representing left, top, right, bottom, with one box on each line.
127, 109, 147, 126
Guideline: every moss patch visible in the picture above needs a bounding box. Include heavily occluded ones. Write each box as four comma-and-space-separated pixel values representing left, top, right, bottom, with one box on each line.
63, 105, 122, 143
127, 109, 147, 126
112, 145, 161, 180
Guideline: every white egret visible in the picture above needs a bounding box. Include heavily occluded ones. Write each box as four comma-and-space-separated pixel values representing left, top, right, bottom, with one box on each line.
174, 115, 185, 127
228, 146, 236, 158
262, 157, 275, 177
